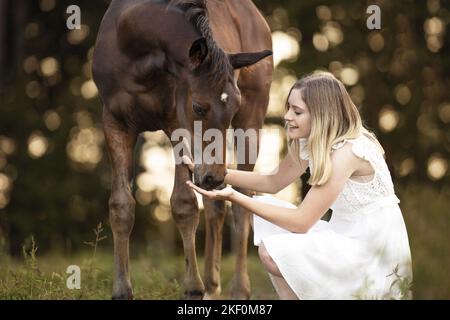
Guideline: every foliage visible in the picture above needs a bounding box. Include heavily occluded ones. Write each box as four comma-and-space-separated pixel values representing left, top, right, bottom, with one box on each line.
0, 228, 276, 299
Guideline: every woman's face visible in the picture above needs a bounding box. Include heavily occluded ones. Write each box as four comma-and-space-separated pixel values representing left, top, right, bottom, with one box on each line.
284, 89, 311, 139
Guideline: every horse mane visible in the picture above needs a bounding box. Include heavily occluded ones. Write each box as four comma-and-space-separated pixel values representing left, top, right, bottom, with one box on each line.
168, 0, 232, 85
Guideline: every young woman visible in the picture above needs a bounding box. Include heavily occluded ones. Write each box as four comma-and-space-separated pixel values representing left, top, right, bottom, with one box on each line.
184, 72, 413, 300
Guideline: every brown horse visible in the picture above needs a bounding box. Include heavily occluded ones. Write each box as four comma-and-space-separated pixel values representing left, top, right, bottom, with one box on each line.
92, 0, 273, 300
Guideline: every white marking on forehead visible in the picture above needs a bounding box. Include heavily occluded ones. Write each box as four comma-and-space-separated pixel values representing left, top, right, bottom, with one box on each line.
220, 92, 229, 103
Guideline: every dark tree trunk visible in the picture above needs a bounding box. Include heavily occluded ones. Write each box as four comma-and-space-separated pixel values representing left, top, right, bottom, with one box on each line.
0, 0, 28, 88
0, 0, 8, 87
0, 0, 29, 254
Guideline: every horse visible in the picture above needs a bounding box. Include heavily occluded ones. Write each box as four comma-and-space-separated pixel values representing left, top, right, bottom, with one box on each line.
92, 0, 273, 300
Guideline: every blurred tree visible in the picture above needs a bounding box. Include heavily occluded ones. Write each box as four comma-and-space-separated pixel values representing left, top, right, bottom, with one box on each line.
0, 0, 28, 86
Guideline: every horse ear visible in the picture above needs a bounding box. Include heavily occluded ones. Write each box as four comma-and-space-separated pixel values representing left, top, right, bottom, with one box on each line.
228, 50, 273, 70
189, 38, 208, 69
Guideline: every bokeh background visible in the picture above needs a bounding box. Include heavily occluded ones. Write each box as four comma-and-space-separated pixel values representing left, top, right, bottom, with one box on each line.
0, 0, 449, 299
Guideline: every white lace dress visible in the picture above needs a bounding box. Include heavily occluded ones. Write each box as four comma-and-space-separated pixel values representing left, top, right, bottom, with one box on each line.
253, 134, 413, 299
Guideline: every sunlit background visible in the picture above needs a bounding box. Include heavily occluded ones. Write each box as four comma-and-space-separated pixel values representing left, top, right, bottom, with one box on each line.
0, 0, 449, 298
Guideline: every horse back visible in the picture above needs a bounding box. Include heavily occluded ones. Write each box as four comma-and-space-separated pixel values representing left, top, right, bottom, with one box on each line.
209, 0, 273, 117
208, 0, 272, 54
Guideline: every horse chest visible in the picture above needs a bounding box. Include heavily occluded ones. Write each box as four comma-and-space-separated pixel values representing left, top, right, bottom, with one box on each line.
133, 88, 176, 130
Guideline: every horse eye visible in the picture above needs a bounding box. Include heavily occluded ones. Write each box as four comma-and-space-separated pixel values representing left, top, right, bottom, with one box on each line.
193, 102, 207, 117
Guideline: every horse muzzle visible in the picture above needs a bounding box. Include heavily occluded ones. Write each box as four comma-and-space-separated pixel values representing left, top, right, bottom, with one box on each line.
193, 165, 226, 191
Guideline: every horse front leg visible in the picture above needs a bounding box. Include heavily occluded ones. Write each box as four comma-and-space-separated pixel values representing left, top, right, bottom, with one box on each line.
203, 196, 227, 299
171, 164, 205, 300
103, 108, 137, 300
230, 70, 270, 299
230, 182, 253, 300
230, 125, 262, 300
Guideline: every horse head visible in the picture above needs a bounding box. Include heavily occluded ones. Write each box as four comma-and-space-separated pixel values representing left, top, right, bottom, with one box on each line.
175, 37, 272, 190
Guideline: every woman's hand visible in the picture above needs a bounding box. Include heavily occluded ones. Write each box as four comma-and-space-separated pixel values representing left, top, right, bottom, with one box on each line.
182, 155, 194, 172
181, 140, 228, 179
181, 137, 195, 172
186, 181, 235, 201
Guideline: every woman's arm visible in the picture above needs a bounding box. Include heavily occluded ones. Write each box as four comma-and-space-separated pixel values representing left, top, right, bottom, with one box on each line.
182, 137, 308, 193
187, 143, 359, 233
224, 150, 308, 193
230, 143, 359, 232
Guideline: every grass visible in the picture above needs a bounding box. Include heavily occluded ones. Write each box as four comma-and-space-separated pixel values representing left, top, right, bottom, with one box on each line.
1, 185, 449, 300
0, 224, 277, 300
397, 184, 450, 299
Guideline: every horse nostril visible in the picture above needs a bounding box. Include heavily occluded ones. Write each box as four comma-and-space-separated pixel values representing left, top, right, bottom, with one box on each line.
203, 174, 214, 186
202, 174, 223, 190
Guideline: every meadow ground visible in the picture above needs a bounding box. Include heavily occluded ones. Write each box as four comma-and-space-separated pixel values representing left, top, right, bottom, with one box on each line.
0, 184, 449, 300
0, 239, 277, 300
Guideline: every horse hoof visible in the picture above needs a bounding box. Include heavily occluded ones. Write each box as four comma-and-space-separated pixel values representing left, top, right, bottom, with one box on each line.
231, 292, 250, 300
203, 292, 221, 300
184, 290, 204, 300
112, 293, 133, 300
112, 287, 133, 300
231, 277, 251, 300
231, 288, 251, 300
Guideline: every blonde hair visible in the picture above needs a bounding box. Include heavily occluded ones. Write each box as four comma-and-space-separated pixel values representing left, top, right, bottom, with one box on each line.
286, 72, 384, 186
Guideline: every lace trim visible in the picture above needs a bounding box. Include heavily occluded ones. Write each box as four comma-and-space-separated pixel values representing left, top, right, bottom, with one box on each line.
299, 135, 368, 160
299, 134, 393, 191
338, 136, 378, 186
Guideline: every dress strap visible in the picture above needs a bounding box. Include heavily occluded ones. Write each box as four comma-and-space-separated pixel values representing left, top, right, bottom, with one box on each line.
332, 135, 382, 166
299, 138, 309, 160
300, 135, 385, 175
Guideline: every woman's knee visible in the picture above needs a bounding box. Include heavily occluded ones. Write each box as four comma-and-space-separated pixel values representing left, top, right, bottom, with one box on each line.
258, 244, 281, 276
258, 244, 270, 262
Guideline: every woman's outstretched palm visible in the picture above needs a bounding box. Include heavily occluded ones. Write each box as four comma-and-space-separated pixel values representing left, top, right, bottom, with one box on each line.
186, 181, 235, 201
182, 145, 234, 200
